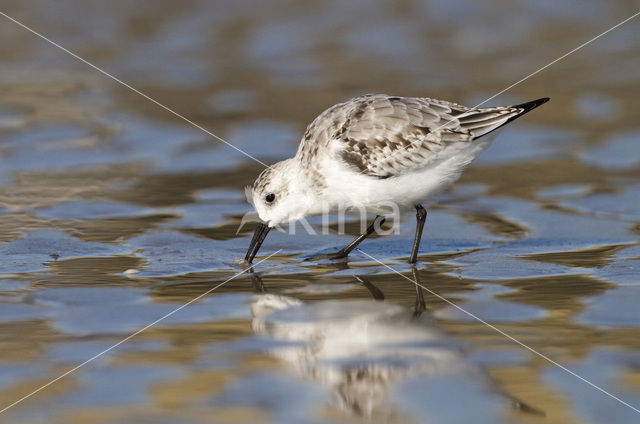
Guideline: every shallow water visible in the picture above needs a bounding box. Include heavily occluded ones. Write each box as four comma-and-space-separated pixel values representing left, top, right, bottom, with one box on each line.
1, 1, 640, 423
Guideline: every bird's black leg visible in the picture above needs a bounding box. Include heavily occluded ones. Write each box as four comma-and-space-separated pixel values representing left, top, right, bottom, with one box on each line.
409, 204, 427, 264
354, 275, 385, 301
247, 267, 266, 293
331, 215, 385, 259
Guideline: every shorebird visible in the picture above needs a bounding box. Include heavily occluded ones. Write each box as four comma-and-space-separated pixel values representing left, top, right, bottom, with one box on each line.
244, 94, 549, 263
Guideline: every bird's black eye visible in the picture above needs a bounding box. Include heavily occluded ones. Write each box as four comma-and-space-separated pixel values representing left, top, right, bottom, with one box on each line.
265, 193, 275, 203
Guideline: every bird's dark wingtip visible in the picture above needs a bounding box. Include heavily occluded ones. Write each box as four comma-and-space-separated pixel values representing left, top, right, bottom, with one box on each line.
512, 97, 550, 113
465, 97, 550, 140
503, 97, 549, 125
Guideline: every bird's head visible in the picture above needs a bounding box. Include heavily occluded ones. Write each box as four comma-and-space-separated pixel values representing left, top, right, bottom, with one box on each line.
246, 158, 313, 227
244, 158, 319, 262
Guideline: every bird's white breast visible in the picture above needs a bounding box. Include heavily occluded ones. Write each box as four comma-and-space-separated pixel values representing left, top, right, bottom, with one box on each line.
319, 133, 497, 215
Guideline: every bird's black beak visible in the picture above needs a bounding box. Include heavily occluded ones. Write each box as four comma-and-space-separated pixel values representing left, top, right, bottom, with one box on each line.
244, 222, 271, 263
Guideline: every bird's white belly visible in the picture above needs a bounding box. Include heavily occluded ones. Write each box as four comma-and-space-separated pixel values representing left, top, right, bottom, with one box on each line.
322, 136, 495, 216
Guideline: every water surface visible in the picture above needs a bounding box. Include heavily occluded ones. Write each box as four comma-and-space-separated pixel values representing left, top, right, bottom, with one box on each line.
0, 1, 639, 423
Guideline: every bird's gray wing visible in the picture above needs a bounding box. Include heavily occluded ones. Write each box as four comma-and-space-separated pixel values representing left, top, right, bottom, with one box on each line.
322, 95, 525, 178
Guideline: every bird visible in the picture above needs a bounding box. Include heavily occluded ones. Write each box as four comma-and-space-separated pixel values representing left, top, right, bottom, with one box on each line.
244, 94, 549, 264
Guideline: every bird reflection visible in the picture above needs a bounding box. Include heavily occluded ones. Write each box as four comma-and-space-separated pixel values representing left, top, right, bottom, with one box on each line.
247, 268, 544, 419
411, 267, 426, 319
247, 268, 462, 418
249, 267, 266, 293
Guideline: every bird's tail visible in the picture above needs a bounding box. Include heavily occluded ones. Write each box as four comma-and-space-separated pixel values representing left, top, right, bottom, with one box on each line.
457, 97, 550, 140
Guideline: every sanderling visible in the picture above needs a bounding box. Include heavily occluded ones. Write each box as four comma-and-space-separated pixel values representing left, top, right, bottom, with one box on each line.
244, 94, 549, 263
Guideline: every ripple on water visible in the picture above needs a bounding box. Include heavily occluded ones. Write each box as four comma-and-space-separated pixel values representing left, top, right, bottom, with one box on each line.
556, 184, 640, 222
207, 89, 257, 114
434, 283, 547, 323
536, 183, 592, 200
0, 106, 26, 130
161, 200, 251, 230
396, 375, 509, 424
0, 303, 55, 324
574, 93, 620, 121
444, 244, 585, 281
58, 364, 184, 407
475, 126, 578, 166
451, 196, 634, 241
47, 339, 169, 365
0, 279, 30, 292
579, 131, 640, 171
543, 349, 640, 424
576, 285, 640, 328
34, 287, 252, 336
589, 245, 640, 286
123, 230, 228, 276
0, 229, 125, 274
224, 120, 297, 160
0, 124, 101, 175
245, 18, 327, 86
32, 200, 159, 220
211, 372, 326, 423
0, 363, 49, 391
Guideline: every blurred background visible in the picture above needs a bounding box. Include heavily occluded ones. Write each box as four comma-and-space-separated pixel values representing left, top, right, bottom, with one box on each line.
0, 1, 639, 423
